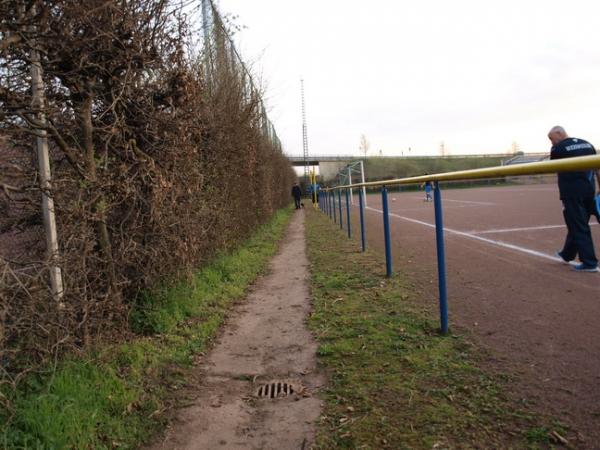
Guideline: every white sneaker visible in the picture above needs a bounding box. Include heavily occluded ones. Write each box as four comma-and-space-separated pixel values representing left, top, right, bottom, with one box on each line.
554, 251, 571, 265
573, 263, 599, 273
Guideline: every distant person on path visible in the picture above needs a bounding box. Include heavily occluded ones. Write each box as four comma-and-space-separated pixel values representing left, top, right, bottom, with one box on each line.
292, 182, 302, 210
548, 126, 600, 272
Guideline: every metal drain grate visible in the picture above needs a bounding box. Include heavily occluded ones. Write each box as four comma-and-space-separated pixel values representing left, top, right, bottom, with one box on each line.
255, 381, 296, 399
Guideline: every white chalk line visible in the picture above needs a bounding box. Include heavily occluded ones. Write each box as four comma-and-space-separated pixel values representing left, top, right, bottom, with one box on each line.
478, 188, 557, 192
365, 206, 563, 263
386, 205, 488, 212
470, 223, 598, 234
473, 224, 565, 234
410, 197, 495, 206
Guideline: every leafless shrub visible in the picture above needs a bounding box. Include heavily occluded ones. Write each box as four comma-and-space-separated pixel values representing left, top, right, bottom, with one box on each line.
0, 0, 295, 379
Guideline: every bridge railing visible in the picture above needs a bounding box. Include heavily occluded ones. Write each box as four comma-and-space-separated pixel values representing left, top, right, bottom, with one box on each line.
316, 154, 600, 334
286, 155, 357, 162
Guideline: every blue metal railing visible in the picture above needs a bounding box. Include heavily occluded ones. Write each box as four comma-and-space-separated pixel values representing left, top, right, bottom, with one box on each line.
381, 187, 393, 278
316, 154, 600, 334
358, 188, 366, 252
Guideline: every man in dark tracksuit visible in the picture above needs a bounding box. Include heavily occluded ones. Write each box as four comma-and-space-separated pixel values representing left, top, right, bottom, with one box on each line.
548, 126, 600, 272
291, 182, 302, 210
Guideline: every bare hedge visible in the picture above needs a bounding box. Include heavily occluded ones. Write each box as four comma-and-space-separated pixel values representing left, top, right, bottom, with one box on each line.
0, 0, 295, 380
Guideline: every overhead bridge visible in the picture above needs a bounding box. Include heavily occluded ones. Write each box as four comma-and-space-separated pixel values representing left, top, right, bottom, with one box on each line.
287, 155, 357, 166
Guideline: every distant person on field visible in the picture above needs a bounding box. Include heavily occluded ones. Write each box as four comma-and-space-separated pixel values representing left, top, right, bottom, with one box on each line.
548, 126, 600, 272
423, 180, 433, 202
292, 182, 302, 210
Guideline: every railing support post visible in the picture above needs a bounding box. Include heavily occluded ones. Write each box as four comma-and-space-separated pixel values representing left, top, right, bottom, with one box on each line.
358, 187, 366, 252
332, 191, 337, 224
433, 181, 449, 334
329, 191, 333, 220
345, 188, 352, 238
338, 190, 343, 230
381, 187, 393, 277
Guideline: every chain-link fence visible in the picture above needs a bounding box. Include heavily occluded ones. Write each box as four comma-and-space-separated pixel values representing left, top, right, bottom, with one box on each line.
201, 0, 282, 151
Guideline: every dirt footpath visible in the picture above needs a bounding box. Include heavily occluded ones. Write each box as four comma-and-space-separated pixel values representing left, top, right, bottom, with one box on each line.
147, 211, 323, 450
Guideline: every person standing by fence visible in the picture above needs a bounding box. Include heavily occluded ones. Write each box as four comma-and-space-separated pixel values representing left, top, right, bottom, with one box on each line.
548, 126, 600, 272
292, 182, 303, 210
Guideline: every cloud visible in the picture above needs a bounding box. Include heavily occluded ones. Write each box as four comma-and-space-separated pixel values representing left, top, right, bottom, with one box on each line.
219, 0, 600, 155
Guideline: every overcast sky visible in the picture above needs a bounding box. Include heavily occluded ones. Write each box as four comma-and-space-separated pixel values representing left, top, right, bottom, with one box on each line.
216, 0, 600, 157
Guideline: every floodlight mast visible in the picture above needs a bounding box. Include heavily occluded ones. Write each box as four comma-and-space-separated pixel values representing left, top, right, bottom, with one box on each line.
301, 79, 309, 181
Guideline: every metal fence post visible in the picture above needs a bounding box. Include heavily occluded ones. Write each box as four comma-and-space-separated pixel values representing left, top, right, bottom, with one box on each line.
201, 0, 213, 89
345, 188, 352, 238
348, 168, 354, 205
433, 181, 449, 334
338, 190, 343, 230
358, 187, 366, 252
329, 191, 333, 219
332, 191, 337, 224
381, 187, 393, 277
360, 160, 367, 207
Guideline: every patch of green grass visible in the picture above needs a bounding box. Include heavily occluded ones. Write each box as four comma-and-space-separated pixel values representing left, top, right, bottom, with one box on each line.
0, 207, 294, 449
2, 359, 153, 449
527, 427, 551, 444
364, 155, 506, 182
305, 209, 566, 449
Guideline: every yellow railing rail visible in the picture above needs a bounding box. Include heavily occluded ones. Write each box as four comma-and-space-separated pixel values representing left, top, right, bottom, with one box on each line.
323, 154, 600, 191
318, 152, 600, 334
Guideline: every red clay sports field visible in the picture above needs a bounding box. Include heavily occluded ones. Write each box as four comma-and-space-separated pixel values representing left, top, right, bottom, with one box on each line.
336, 181, 600, 442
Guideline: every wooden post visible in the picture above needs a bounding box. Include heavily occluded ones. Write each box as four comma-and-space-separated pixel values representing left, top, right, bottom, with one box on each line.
30, 48, 64, 303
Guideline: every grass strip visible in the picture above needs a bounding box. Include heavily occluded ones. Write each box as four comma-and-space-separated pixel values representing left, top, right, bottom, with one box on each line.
0, 206, 294, 449
305, 208, 566, 449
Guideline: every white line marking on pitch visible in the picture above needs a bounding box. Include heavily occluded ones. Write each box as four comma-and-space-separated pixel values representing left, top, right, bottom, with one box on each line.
480, 188, 557, 192
387, 205, 484, 212
473, 224, 565, 234
365, 206, 564, 263
411, 197, 495, 206
471, 223, 598, 234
